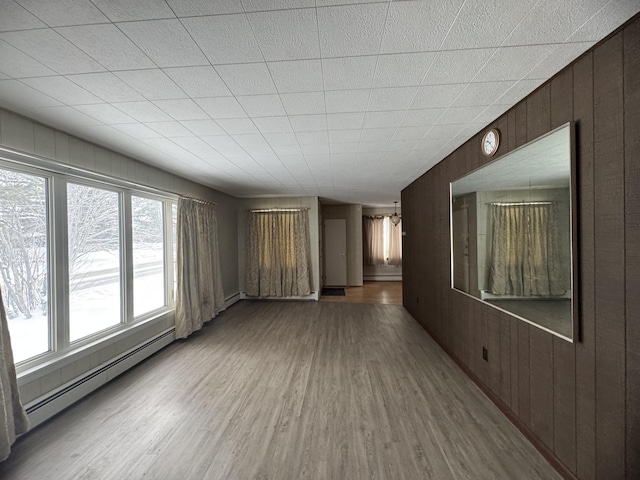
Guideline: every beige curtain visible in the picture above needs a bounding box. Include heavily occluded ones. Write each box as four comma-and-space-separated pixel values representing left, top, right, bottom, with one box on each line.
387, 219, 402, 266
363, 216, 385, 265
175, 198, 225, 339
246, 210, 312, 297
488, 203, 564, 296
0, 285, 29, 462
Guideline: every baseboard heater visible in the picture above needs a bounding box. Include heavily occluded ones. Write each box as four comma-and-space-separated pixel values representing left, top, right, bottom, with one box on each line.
25, 328, 175, 428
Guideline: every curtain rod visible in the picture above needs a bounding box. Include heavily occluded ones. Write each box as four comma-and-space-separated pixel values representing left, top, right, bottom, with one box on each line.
180, 195, 217, 206
247, 208, 308, 212
489, 201, 556, 206
363, 214, 402, 218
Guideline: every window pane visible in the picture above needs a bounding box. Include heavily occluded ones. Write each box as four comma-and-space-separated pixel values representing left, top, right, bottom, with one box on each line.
0, 168, 50, 363
132, 196, 165, 316
68, 184, 121, 341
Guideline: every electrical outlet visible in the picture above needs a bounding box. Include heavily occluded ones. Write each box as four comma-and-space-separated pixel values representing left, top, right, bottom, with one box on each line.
482, 347, 488, 361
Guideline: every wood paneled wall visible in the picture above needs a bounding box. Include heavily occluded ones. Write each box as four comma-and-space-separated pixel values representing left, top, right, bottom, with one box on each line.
402, 16, 640, 480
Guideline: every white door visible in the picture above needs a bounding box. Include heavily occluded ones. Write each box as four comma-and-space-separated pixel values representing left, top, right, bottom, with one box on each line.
324, 219, 347, 286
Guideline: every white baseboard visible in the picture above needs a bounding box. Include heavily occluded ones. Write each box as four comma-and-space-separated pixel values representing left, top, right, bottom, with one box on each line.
363, 275, 403, 281
240, 291, 319, 301
224, 291, 242, 308
24, 328, 175, 429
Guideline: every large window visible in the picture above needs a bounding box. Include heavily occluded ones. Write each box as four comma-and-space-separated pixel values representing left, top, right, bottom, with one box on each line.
0, 157, 177, 368
363, 216, 402, 266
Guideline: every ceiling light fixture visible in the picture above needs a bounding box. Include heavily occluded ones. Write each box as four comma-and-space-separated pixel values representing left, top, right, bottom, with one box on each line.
390, 201, 401, 226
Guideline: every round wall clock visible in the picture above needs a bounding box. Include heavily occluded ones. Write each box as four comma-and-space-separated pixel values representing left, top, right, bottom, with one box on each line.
481, 128, 500, 157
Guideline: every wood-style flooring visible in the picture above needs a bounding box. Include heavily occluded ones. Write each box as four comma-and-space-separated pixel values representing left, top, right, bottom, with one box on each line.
0, 301, 560, 480
320, 281, 402, 305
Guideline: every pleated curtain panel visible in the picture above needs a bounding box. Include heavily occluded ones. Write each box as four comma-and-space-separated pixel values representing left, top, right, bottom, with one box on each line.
363, 216, 385, 266
245, 210, 312, 297
0, 285, 29, 462
175, 198, 225, 339
387, 219, 403, 266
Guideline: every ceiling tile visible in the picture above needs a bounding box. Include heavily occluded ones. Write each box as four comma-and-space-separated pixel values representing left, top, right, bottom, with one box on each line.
524, 42, 594, 80
116, 20, 207, 68
399, 108, 445, 127
296, 130, 329, 145
289, 114, 327, 132
264, 132, 298, 146
410, 84, 466, 109
322, 56, 377, 90
281, 91, 325, 115
452, 81, 514, 107
236, 94, 286, 117
438, 106, 487, 124
252, 116, 293, 133
112, 122, 164, 139
359, 127, 395, 143
201, 135, 245, 156
423, 49, 496, 86
268, 60, 323, 93
195, 97, 247, 119
317, 3, 388, 57
74, 104, 136, 124
381, 1, 464, 54
367, 87, 417, 111
90, 0, 175, 22
1, 29, 105, 74
373, 52, 436, 88
215, 63, 277, 95
392, 126, 428, 141
172, 136, 221, 158
16, 0, 108, 27
56, 24, 154, 71
166, 0, 243, 16
248, 8, 320, 61
182, 14, 262, 64
22, 76, 104, 105
164, 66, 231, 98
330, 142, 359, 154
243, 0, 315, 12
216, 118, 259, 135
326, 112, 365, 130
115, 69, 185, 100
146, 121, 193, 137
362, 110, 405, 129
112, 101, 173, 122
472, 105, 510, 125
31, 105, 102, 127
0, 79, 62, 110
325, 89, 370, 113
0, 1, 45, 31
180, 119, 226, 136
67, 73, 145, 102
493, 79, 543, 105
473, 45, 556, 83
0, 40, 56, 78
328, 129, 361, 144
153, 99, 208, 120
567, 0, 640, 43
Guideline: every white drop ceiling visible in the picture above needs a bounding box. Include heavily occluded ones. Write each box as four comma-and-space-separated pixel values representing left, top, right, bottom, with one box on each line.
0, 0, 637, 206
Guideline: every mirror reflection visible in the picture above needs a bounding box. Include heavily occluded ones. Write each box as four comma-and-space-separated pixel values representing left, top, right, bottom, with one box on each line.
450, 123, 576, 341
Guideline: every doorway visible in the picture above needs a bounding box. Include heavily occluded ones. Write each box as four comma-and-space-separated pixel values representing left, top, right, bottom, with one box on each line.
324, 218, 347, 286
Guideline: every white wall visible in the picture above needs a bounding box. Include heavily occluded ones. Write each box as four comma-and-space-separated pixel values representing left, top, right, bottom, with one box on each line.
238, 196, 320, 297
362, 207, 403, 281
0, 107, 240, 409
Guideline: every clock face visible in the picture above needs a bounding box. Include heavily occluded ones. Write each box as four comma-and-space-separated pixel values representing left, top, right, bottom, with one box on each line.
482, 129, 499, 156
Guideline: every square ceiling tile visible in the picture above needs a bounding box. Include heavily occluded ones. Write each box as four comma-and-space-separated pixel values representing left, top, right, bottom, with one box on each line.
392, 126, 428, 141
236, 94, 286, 117
166, 0, 243, 16
201, 135, 245, 156
112, 101, 173, 122
264, 132, 298, 146
252, 116, 293, 133
180, 119, 226, 136
243, 0, 315, 12
438, 106, 487, 124
473, 45, 557, 82
493, 79, 543, 105
359, 127, 395, 143
399, 108, 445, 127
0, 40, 56, 78
74, 104, 136, 124
289, 114, 327, 132
182, 14, 262, 64
164, 66, 231, 98
90, 0, 175, 22
117, 20, 208, 68
22, 76, 103, 105
16, 0, 108, 27
0, 79, 62, 110
326, 112, 365, 130
115, 70, 185, 100
329, 129, 361, 144
112, 122, 164, 139
216, 118, 259, 135
281, 92, 325, 115
296, 130, 329, 145
330, 142, 359, 154
325, 89, 370, 113
373, 52, 436, 88
410, 84, 466, 109
1, 29, 105, 74
172, 136, 221, 159
0, 1, 46, 31
195, 97, 247, 119
452, 82, 514, 107
215, 63, 277, 95
524, 42, 593, 80
381, 1, 464, 54
472, 105, 510, 125
146, 121, 193, 137
248, 8, 320, 61
367, 87, 417, 111
423, 48, 496, 86
567, 0, 640, 43
362, 110, 405, 129
56, 24, 154, 71
317, 3, 388, 57
301, 143, 330, 155
31, 105, 102, 127
271, 143, 303, 156
268, 60, 323, 93
153, 99, 208, 120
67, 73, 145, 102
322, 56, 377, 90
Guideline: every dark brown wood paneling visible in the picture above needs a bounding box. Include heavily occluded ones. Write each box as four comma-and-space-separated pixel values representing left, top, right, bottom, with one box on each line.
529, 327, 554, 449
593, 32, 627, 480
573, 51, 597, 480
624, 19, 640, 480
518, 321, 531, 426
550, 68, 577, 473
499, 312, 511, 406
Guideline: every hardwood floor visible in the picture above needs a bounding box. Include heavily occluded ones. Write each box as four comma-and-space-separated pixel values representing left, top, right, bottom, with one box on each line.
320, 281, 402, 305
0, 301, 560, 480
